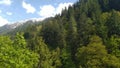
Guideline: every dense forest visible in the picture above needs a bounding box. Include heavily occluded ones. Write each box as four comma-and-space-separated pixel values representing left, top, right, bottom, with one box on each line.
1, 0, 120, 68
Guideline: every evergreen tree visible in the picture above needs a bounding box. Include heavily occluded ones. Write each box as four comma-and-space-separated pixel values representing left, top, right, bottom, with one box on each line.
41, 20, 66, 49
76, 35, 120, 68
77, 13, 95, 46
96, 12, 110, 40
106, 10, 120, 36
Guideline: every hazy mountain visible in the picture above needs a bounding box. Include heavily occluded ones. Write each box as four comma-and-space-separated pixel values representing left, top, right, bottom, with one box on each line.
0, 18, 43, 35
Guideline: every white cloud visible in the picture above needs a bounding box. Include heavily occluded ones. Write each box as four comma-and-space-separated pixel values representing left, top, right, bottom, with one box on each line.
22, 1, 36, 14
38, 2, 73, 19
38, 5, 55, 18
0, 16, 9, 26
0, 0, 12, 5
29, 18, 45, 22
56, 3, 73, 14
6, 12, 12, 15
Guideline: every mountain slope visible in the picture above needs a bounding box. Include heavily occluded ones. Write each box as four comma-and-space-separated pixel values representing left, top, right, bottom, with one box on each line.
0, 19, 43, 35
0, 23, 23, 34
1, 0, 120, 68
22, 0, 120, 68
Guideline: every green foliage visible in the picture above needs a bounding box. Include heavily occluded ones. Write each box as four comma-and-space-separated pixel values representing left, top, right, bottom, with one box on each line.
41, 20, 66, 49
13, 33, 26, 48
36, 37, 52, 68
1, 0, 120, 68
76, 36, 106, 67
76, 36, 120, 68
109, 0, 120, 11
106, 35, 120, 57
77, 13, 95, 46
35, 37, 62, 68
61, 48, 76, 68
106, 10, 120, 36
96, 12, 110, 39
0, 34, 39, 68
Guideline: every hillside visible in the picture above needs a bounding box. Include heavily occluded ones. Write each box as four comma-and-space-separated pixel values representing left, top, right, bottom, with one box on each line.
0, 19, 44, 35
0, 23, 23, 34
1, 0, 120, 68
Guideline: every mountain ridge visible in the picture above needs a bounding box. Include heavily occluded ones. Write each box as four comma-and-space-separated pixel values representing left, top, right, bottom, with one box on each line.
0, 18, 44, 34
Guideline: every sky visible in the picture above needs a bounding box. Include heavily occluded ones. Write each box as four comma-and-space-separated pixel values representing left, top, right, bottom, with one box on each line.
0, 0, 78, 26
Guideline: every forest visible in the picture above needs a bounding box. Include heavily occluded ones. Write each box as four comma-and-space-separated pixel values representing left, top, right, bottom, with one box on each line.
1, 0, 120, 68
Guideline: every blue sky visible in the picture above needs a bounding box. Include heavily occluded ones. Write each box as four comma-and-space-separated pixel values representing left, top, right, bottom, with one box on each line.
0, 0, 77, 26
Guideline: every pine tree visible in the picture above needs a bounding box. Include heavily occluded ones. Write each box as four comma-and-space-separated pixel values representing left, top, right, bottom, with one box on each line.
106, 10, 120, 36
76, 35, 120, 68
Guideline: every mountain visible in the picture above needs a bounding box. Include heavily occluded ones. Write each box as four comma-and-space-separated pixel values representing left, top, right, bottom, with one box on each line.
0, 18, 43, 35
0, 23, 23, 34
1, 0, 120, 68
21, 0, 120, 68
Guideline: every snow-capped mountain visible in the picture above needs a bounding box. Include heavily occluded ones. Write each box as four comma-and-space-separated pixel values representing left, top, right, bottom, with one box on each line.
0, 18, 43, 34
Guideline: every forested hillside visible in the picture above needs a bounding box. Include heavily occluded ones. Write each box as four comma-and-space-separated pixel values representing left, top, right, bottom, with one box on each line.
1, 0, 120, 68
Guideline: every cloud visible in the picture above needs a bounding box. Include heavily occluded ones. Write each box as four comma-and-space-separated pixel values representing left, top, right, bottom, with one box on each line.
0, 16, 9, 26
38, 5, 55, 18
0, 0, 12, 5
38, 2, 73, 19
22, 1, 36, 14
6, 12, 12, 15
56, 3, 73, 14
